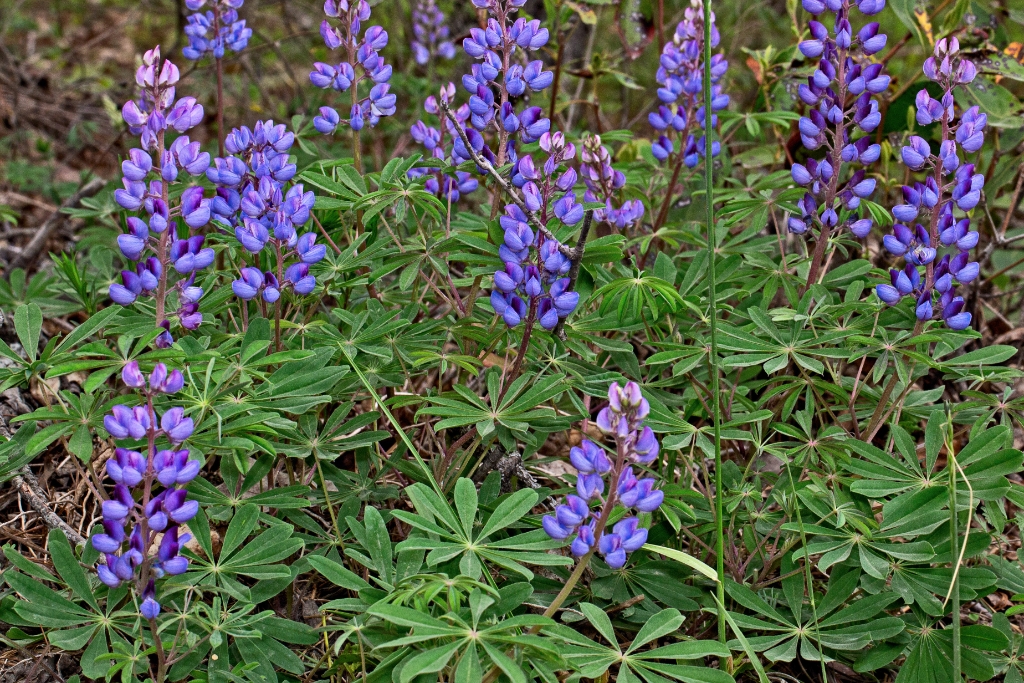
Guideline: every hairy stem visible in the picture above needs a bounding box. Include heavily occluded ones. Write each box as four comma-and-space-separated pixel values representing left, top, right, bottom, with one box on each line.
803, 39, 849, 291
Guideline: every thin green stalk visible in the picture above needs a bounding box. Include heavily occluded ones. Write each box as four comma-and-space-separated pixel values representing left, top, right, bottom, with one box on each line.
700, 0, 726, 648
784, 454, 829, 683
945, 412, 961, 683
340, 347, 445, 501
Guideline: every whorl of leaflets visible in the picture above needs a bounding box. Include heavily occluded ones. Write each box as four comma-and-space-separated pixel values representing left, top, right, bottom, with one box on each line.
408, 83, 480, 202
204, 121, 324, 302
112, 46, 213, 348
787, 0, 888, 240
93, 362, 199, 620
580, 135, 645, 230
491, 133, 583, 330
411, 0, 456, 65
649, 0, 730, 166
457, 0, 553, 166
875, 38, 984, 330
311, 0, 397, 134
543, 382, 663, 569
182, 0, 252, 61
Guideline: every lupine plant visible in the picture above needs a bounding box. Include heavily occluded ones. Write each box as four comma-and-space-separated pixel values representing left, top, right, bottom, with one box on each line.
3, 1, 1024, 683
649, 0, 729, 231
182, 0, 252, 154
408, 83, 480, 202
112, 46, 212, 347
543, 381, 662, 568
788, 0, 888, 287
95, 362, 197, 620
411, 0, 456, 66
459, 0, 553, 166
207, 120, 321, 345
311, 0, 397, 168
490, 132, 582, 333
580, 134, 646, 231
875, 37, 984, 330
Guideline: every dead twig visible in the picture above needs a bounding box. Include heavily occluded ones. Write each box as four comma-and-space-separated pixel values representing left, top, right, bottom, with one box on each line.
11, 177, 105, 271
11, 466, 87, 546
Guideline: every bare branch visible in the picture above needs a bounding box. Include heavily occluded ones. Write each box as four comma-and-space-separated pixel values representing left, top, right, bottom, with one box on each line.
12, 466, 87, 546
553, 209, 594, 340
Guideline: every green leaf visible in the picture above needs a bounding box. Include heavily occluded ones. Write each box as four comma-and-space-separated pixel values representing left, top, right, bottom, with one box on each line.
476, 487, 538, 541
221, 504, 260, 559
47, 529, 98, 610
368, 603, 457, 634
14, 303, 42, 362
646, 544, 720, 582
399, 642, 462, 683
364, 505, 394, 585
454, 646, 482, 683
454, 478, 478, 539
960, 624, 1009, 651
307, 555, 371, 591
943, 345, 1018, 366
626, 608, 685, 654
580, 602, 619, 651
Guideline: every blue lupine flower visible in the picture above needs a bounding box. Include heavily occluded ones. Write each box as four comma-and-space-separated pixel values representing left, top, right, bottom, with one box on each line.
110, 47, 213, 339
182, 0, 251, 61
93, 362, 197, 619
411, 0, 455, 65
207, 120, 322, 302
542, 382, 662, 570
649, 1, 729, 169
310, 0, 394, 133
878, 38, 983, 330
489, 133, 581, 331
788, 0, 887, 241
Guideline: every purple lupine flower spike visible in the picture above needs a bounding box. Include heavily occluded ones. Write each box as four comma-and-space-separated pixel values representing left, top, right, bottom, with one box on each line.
91, 363, 197, 620
206, 120, 321, 304
788, 0, 888, 245
877, 38, 984, 330
543, 381, 662, 570
111, 46, 213, 342
411, 0, 455, 65
580, 135, 645, 231
489, 133, 581, 330
649, 0, 729, 170
182, 0, 252, 61
311, 0, 394, 134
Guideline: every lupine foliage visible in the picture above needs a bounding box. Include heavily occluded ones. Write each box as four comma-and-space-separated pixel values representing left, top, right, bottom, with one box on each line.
2, 1, 1024, 683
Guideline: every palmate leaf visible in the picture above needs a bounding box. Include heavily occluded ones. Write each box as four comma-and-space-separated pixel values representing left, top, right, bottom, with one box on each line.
870, 612, 1009, 683
724, 570, 904, 662
3, 537, 139, 678
595, 269, 686, 323
183, 506, 304, 601
366, 590, 558, 683
418, 372, 573, 439
394, 480, 571, 581
557, 605, 734, 683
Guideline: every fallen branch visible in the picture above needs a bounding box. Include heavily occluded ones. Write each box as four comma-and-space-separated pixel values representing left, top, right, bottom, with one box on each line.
11, 176, 105, 270
12, 466, 87, 546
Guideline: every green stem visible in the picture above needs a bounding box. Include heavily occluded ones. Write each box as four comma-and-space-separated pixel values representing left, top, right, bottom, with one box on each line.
785, 455, 829, 683
701, 0, 726, 649
948, 413, 961, 683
